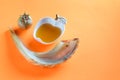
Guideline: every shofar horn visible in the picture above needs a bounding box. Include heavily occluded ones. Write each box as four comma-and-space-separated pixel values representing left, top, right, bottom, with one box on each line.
9, 27, 79, 67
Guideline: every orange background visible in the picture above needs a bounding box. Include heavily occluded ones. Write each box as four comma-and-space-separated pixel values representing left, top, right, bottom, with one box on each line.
0, 0, 120, 80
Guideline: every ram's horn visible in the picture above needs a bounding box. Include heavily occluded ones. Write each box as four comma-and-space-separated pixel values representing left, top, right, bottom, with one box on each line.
9, 27, 79, 67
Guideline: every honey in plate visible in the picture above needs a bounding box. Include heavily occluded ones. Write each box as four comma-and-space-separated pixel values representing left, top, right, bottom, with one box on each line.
36, 23, 61, 43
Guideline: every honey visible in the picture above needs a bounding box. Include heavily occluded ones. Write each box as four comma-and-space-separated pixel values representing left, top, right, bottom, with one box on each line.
36, 23, 61, 43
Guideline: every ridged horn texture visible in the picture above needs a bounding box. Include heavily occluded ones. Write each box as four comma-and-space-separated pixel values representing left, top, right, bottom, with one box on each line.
9, 27, 79, 67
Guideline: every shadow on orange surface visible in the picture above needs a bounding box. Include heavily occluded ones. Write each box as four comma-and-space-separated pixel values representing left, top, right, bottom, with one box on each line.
4, 30, 63, 77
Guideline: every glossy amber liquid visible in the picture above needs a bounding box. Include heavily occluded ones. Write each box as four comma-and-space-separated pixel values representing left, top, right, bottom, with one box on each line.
36, 23, 61, 43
